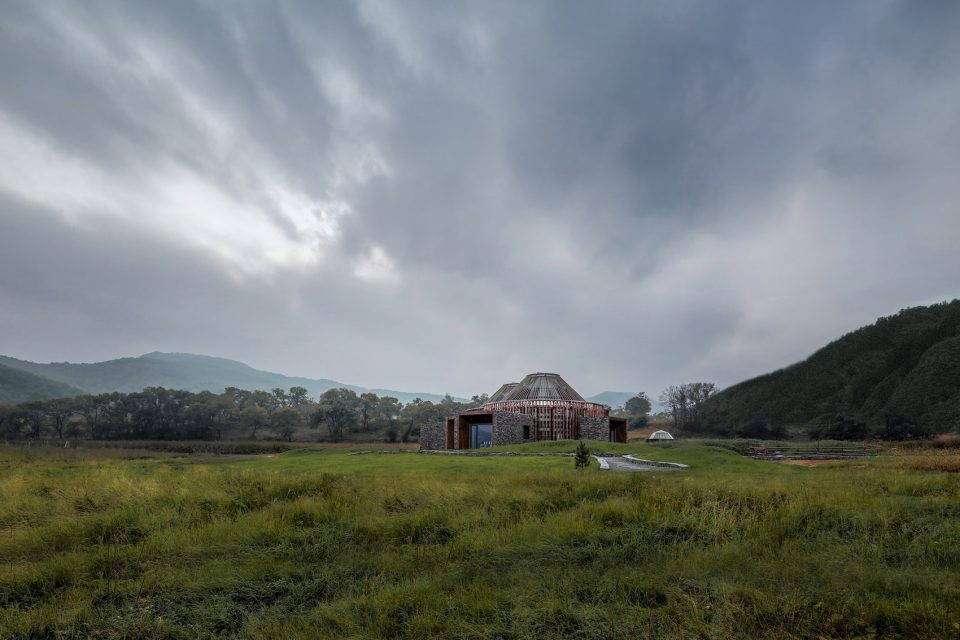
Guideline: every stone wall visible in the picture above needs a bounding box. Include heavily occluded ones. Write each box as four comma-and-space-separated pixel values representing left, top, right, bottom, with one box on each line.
579, 416, 611, 442
493, 411, 533, 446
420, 422, 447, 451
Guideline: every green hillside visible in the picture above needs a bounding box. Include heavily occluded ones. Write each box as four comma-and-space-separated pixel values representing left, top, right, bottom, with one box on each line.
705, 300, 960, 436
0, 363, 84, 404
0, 352, 449, 404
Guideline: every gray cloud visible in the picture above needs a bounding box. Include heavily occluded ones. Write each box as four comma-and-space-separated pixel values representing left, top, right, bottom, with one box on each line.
1, 0, 959, 398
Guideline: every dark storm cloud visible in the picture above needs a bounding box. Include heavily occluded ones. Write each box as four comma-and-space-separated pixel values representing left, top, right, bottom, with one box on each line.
1, 0, 959, 397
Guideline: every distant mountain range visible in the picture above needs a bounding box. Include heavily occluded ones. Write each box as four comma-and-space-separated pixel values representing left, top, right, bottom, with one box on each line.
705, 300, 960, 434
0, 351, 635, 408
0, 363, 84, 404
585, 391, 637, 409
0, 352, 457, 405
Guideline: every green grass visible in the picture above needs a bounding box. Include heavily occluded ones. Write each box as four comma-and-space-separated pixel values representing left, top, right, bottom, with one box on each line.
1, 441, 959, 639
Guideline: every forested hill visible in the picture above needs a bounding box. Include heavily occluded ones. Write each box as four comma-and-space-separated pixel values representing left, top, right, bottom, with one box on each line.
0, 352, 449, 405
0, 363, 85, 404
704, 300, 960, 436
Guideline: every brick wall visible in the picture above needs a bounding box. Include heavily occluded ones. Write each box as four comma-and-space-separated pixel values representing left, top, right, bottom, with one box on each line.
579, 415, 610, 441
493, 411, 533, 446
420, 422, 447, 451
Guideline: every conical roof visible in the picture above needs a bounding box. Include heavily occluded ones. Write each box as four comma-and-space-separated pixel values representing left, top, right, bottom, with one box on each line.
488, 382, 519, 403
505, 373, 585, 402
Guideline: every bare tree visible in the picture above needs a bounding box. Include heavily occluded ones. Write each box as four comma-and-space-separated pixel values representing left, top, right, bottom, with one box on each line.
659, 383, 717, 431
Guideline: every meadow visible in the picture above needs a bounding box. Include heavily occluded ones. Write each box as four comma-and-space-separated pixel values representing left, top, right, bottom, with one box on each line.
1, 441, 958, 639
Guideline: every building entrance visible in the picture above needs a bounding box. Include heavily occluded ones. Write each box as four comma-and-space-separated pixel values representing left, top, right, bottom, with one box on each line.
470, 424, 493, 448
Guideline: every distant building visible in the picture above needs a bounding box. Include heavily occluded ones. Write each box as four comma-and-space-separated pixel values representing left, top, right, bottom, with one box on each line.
420, 373, 628, 450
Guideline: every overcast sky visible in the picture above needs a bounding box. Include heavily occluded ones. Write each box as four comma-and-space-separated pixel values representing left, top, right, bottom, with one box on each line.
1, 1, 959, 398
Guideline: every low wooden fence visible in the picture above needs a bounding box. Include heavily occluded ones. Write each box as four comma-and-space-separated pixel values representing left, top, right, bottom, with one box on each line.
748, 442, 883, 460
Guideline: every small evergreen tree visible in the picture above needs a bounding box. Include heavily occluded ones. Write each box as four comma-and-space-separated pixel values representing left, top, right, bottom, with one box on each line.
575, 440, 591, 469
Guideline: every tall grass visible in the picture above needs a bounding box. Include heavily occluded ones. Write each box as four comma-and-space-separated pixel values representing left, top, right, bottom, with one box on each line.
1, 442, 958, 638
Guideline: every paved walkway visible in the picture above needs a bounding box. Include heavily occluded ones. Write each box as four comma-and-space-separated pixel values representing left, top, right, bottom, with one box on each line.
418, 450, 689, 472
594, 455, 689, 472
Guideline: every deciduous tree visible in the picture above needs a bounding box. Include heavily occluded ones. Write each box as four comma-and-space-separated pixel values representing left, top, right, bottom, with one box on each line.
240, 405, 269, 439
624, 392, 652, 429
272, 406, 301, 441
312, 389, 360, 441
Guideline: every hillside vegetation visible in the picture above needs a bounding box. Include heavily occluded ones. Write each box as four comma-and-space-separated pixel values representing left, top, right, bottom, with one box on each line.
0, 364, 84, 404
1, 441, 957, 638
705, 300, 960, 437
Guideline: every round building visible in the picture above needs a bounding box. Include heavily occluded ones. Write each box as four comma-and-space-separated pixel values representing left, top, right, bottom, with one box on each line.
419, 372, 627, 450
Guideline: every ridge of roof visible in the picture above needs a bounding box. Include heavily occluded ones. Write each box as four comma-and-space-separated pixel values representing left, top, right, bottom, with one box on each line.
504, 372, 585, 402
488, 382, 519, 403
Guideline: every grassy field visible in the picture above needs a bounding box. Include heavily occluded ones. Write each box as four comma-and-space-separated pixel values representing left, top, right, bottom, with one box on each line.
1, 442, 959, 639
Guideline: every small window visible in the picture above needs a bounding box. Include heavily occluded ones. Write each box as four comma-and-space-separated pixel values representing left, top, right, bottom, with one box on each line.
523, 425, 530, 440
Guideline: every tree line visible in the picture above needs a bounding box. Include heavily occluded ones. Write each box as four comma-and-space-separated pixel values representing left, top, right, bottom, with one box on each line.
7, 380, 910, 443
609, 385, 722, 434
0, 387, 486, 443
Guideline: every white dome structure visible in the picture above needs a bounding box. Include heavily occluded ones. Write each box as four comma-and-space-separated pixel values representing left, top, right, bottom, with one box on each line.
647, 430, 674, 442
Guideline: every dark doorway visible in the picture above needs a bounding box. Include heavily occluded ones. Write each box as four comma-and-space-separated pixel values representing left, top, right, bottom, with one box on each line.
609, 417, 628, 443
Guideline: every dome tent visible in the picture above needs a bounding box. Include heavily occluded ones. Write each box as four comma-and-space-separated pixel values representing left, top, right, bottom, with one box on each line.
647, 430, 674, 442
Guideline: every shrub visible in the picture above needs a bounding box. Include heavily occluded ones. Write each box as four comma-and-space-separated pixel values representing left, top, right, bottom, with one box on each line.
574, 441, 590, 469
